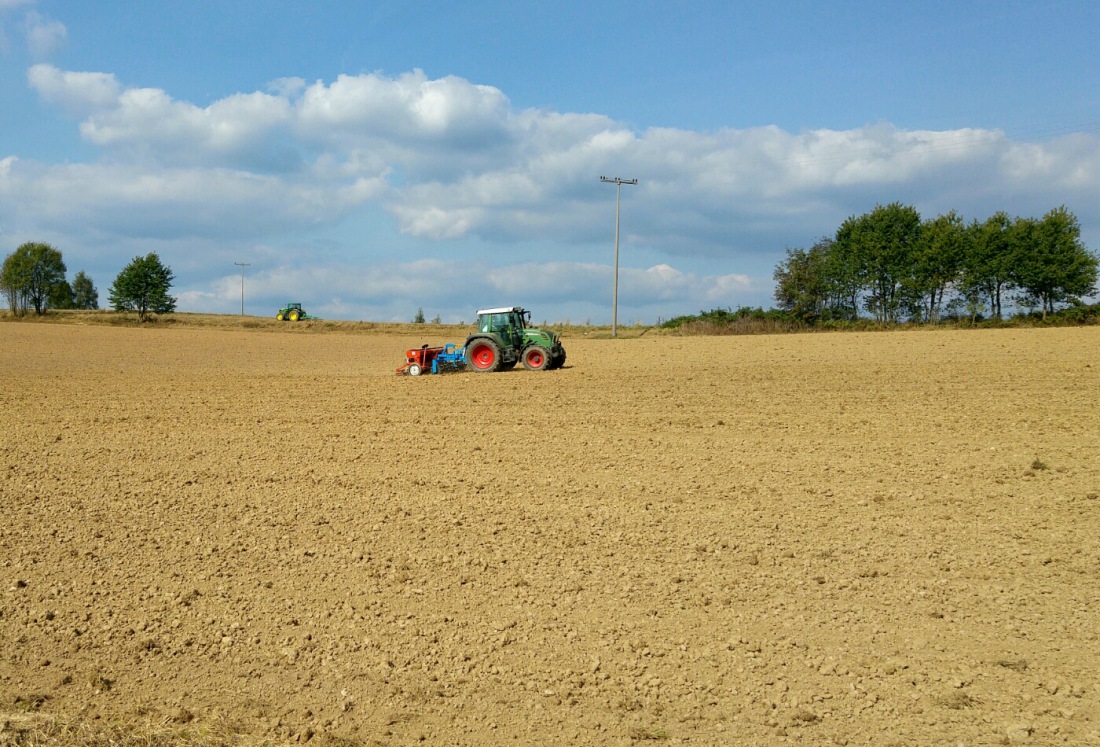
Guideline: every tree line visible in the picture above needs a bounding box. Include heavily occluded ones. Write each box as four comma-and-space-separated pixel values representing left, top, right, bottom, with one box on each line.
773, 203, 1099, 324
1, 242, 177, 321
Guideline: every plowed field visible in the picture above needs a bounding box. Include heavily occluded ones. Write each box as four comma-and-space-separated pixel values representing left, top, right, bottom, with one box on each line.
2, 323, 1099, 746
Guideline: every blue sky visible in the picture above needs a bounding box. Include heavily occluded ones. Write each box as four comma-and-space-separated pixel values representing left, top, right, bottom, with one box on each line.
2, 1, 1098, 323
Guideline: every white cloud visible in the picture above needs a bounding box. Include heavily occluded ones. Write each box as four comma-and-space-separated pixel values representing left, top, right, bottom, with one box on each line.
21, 67, 1100, 243
21, 10, 64, 57
28, 64, 120, 112
11, 64, 1100, 320
0, 158, 384, 240
80, 87, 294, 164
295, 70, 512, 144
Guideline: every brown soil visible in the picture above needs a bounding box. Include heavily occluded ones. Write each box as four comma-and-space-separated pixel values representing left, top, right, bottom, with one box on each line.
2, 323, 1098, 745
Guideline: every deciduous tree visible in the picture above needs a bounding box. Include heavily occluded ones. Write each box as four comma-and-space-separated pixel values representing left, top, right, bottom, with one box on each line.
774, 239, 832, 322
911, 211, 967, 323
1012, 207, 1098, 319
49, 280, 75, 310
109, 253, 177, 320
834, 203, 922, 323
960, 212, 1014, 320
72, 270, 99, 310
0, 242, 67, 315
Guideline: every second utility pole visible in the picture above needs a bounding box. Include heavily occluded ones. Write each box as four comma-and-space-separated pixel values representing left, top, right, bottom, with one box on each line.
234, 262, 250, 315
600, 176, 637, 337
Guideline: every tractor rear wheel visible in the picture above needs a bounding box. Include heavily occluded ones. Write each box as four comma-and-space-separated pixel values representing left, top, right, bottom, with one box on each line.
466, 339, 501, 372
288, 310, 301, 321
522, 345, 550, 371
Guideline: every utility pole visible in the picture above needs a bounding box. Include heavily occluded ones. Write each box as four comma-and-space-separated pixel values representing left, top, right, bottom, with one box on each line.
234, 262, 250, 315
600, 176, 637, 337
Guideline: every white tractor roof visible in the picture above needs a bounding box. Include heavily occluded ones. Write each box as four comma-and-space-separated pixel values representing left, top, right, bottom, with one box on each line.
476, 306, 522, 315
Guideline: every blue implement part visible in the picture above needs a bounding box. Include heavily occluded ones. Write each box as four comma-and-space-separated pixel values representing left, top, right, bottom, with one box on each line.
432, 343, 467, 373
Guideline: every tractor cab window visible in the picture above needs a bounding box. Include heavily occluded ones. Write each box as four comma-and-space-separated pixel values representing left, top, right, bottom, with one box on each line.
494, 314, 511, 333
480, 313, 510, 334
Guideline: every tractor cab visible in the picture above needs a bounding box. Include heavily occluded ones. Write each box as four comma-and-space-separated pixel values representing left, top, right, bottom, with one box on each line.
476, 307, 525, 347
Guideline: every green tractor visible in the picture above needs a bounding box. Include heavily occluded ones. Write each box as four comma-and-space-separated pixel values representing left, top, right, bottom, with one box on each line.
464, 306, 566, 373
275, 302, 315, 322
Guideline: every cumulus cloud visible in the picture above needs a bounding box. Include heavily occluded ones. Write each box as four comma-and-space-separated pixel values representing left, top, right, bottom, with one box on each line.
32, 63, 1097, 241
21, 10, 64, 57
28, 64, 120, 112
83, 87, 296, 169
11, 63, 1100, 320
0, 157, 385, 240
295, 70, 512, 144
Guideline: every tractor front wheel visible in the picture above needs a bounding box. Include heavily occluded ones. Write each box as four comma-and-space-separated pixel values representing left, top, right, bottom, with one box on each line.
466, 339, 501, 372
522, 345, 550, 371
276, 313, 284, 321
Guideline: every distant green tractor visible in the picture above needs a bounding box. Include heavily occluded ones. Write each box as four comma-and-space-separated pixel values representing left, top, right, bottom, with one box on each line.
275, 302, 315, 322
464, 306, 566, 373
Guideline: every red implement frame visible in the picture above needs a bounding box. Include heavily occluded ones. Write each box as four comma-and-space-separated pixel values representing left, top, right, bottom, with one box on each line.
395, 345, 445, 375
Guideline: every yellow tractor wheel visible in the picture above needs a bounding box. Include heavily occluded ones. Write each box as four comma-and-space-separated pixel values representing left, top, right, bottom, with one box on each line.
276, 313, 284, 321
288, 310, 301, 321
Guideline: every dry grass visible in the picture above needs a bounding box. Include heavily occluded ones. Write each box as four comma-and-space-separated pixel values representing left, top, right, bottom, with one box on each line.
935, 691, 980, 710
665, 317, 807, 336
0, 713, 246, 747
626, 725, 670, 741
0, 308, 647, 340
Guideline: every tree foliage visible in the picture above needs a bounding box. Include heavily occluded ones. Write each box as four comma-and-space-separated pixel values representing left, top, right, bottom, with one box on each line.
774, 205, 1098, 324
961, 212, 1014, 320
774, 239, 831, 322
49, 280, 75, 310
109, 253, 176, 320
72, 270, 99, 310
1, 242, 68, 315
911, 210, 968, 323
0, 254, 25, 315
1012, 207, 1098, 319
834, 202, 923, 323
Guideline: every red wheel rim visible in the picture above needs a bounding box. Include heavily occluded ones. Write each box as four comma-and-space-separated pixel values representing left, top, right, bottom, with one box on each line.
527, 350, 544, 367
471, 343, 495, 368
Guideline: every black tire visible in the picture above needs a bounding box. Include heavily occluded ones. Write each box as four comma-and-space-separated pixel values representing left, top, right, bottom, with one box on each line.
466, 338, 501, 372
522, 345, 551, 371
548, 348, 566, 369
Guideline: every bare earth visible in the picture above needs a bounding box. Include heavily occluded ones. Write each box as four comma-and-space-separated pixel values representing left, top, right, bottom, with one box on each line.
2, 323, 1098, 746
